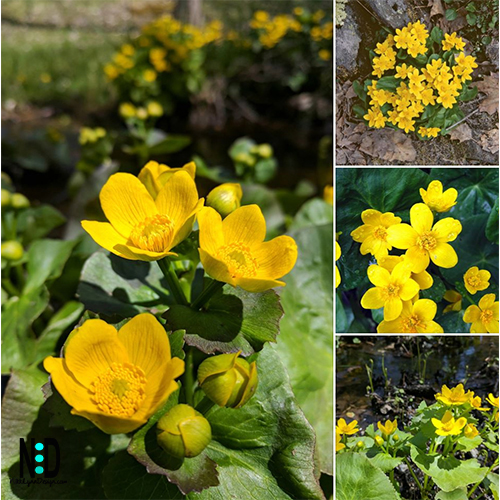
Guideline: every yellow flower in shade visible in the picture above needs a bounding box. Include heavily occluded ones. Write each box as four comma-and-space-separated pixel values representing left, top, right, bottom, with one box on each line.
377, 255, 433, 291
486, 394, 499, 409
336, 241, 341, 288
82, 171, 204, 261
143, 69, 157, 82
463, 267, 491, 295
463, 294, 499, 333
324, 185, 333, 205
443, 290, 462, 313
435, 384, 473, 406
336, 418, 359, 435
432, 410, 467, 436
361, 262, 420, 321
386, 203, 462, 273
138, 160, 196, 199
420, 180, 458, 212
197, 205, 297, 292
377, 419, 398, 436
43, 314, 184, 434
119, 102, 136, 118
336, 431, 345, 452
350, 209, 402, 260
377, 298, 443, 333
469, 395, 490, 412
464, 423, 479, 439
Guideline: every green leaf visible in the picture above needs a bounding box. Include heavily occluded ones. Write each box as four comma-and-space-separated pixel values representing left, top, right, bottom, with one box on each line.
485, 472, 499, 500
353, 104, 367, 119
410, 445, 488, 492
336, 452, 401, 500
376, 76, 399, 92
467, 13, 478, 24
276, 223, 333, 474
164, 284, 282, 356
456, 435, 482, 452
24, 239, 77, 294
254, 158, 278, 183
353, 80, 367, 102
289, 198, 333, 230
147, 134, 191, 156
446, 8, 458, 21
486, 198, 499, 243
421, 275, 446, 303
16, 205, 66, 245
431, 26, 445, 44
366, 451, 403, 473
436, 488, 468, 500
78, 251, 172, 321
461, 85, 478, 102
466, 3, 476, 12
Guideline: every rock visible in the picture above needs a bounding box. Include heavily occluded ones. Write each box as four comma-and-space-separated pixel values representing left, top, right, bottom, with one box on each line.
364, 0, 410, 30
486, 39, 499, 71
336, 5, 361, 74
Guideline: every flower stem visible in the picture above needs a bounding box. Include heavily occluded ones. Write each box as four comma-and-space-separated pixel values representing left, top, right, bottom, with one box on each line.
196, 395, 216, 415
157, 257, 188, 306
190, 280, 225, 310
184, 347, 195, 407
2, 278, 19, 297
468, 459, 498, 498
403, 458, 423, 492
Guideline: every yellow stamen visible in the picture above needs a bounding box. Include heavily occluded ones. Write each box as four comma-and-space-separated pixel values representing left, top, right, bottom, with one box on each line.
466, 275, 482, 288
374, 226, 388, 241
417, 231, 437, 251
216, 242, 258, 278
129, 214, 175, 252
401, 314, 424, 333
481, 309, 493, 324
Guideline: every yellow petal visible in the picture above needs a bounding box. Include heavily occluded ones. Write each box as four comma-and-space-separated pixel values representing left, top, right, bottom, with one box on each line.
433, 217, 462, 242
413, 299, 437, 321
361, 209, 382, 225
384, 298, 403, 321
430, 243, 458, 268
470, 320, 487, 334
405, 245, 430, 273
336, 265, 341, 288
377, 319, 403, 333
198, 206, 225, 255
170, 200, 204, 249
477, 269, 491, 282
463, 305, 481, 323
253, 235, 298, 280
64, 319, 129, 388
485, 319, 499, 334
360, 235, 377, 255
351, 224, 373, 242
336, 241, 342, 260
492, 302, 499, 320
118, 313, 171, 377
221, 205, 266, 247
234, 277, 285, 293
361, 288, 385, 309
367, 265, 391, 287
479, 293, 496, 310
399, 279, 420, 301
72, 409, 147, 434
118, 244, 177, 261
199, 248, 235, 286
138, 161, 170, 198
412, 270, 433, 290
380, 213, 401, 226
387, 224, 418, 249
417, 321, 443, 333
155, 171, 201, 231
410, 203, 433, 234
100, 173, 157, 237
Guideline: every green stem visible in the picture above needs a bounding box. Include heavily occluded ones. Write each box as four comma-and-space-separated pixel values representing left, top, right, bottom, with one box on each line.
13, 263, 25, 290
196, 395, 216, 415
468, 459, 499, 498
184, 347, 195, 407
191, 280, 225, 310
2, 279, 19, 297
157, 257, 188, 306
403, 458, 423, 492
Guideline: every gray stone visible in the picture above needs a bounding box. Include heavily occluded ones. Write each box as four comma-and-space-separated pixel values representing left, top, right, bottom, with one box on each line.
336, 5, 361, 74
365, 0, 410, 30
486, 39, 499, 71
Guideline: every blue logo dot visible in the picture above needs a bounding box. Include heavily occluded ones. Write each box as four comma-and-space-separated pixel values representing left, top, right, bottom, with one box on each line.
35, 466, 44, 474
35, 454, 44, 462
35, 443, 44, 451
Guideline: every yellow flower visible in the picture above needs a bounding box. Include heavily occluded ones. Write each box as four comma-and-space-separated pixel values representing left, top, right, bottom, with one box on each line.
197, 205, 297, 293
469, 395, 490, 412
437, 91, 457, 109
377, 298, 443, 333
324, 185, 333, 205
350, 209, 402, 260
419, 127, 441, 139
395, 63, 414, 79
318, 49, 331, 61
377, 255, 433, 291
463, 293, 499, 333
361, 262, 420, 321
82, 171, 203, 261
420, 180, 457, 212
432, 410, 467, 436
143, 69, 157, 82
435, 384, 473, 406
464, 423, 479, 439
386, 203, 462, 273
443, 290, 462, 313
43, 313, 184, 434
442, 32, 465, 51
364, 107, 386, 128
336, 431, 345, 452
463, 267, 491, 295
336, 418, 359, 435
336, 241, 341, 288
486, 394, 499, 408
119, 102, 136, 118
138, 160, 196, 199
377, 419, 398, 436
146, 101, 164, 117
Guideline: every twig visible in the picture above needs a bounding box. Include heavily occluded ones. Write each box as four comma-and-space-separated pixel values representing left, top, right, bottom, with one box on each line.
354, 0, 379, 23
445, 108, 480, 132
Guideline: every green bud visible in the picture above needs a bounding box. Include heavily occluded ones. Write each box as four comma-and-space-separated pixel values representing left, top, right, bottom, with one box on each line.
11, 193, 30, 209
1, 189, 11, 207
356, 441, 364, 449
156, 404, 211, 458
206, 183, 243, 218
256, 143, 273, 158
375, 435, 384, 447
1, 241, 24, 260
393, 434, 399, 442
198, 351, 258, 408
234, 152, 255, 167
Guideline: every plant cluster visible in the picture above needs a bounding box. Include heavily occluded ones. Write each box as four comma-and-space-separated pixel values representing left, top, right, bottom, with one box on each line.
336, 384, 499, 500
353, 21, 479, 139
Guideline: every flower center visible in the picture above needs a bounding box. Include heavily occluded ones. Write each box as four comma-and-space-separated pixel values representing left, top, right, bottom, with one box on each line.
381, 283, 400, 300
216, 242, 258, 279
90, 362, 147, 417
480, 309, 493, 324
401, 314, 424, 333
417, 231, 437, 251
129, 214, 175, 253
466, 275, 482, 288
374, 226, 388, 241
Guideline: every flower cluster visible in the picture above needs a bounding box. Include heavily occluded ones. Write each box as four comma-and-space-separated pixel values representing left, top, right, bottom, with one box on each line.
354, 21, 478, 138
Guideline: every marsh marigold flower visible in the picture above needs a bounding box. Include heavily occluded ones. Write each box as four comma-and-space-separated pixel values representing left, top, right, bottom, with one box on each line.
43, 313, 184, 434
432, 410, 467, 436
463, 293, 499, 333
336, 418, 359, 435
443, 290, 462, 313
435, 384, 473, 406
386, 203, 462, 273
138, 160, 196, 199
420, 180, 457, 212
351, 209, 402, 260
336, 431, 345, 452
197, 205, 297, 292
82, 170, 203, 261
361, 262, 420, 321
464, 423, 479, 439
336, 241, 341, 288
377, 298, 443, 333
469, 395, 490, 412
378, 419, 398, 437
378, 255, 433, 291
463, 266, 491, 295
486, 394, 499, 409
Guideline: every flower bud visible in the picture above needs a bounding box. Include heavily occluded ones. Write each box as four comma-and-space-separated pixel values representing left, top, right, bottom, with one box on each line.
206, 183, 243, 218
119, 102, 136, 119
393, 434, 400, 442
147, 101, 163, 117
356, 441, 364, 449
136, 107, 148, 120
11, 193, 30, 209
234, 152, 255, 167
156, 404, 211, 458
256, 143, 273, 158
198, 352, 258, 408
375, 435, 384, 447
1, 189, 11, 207
1, 241, 24, 260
